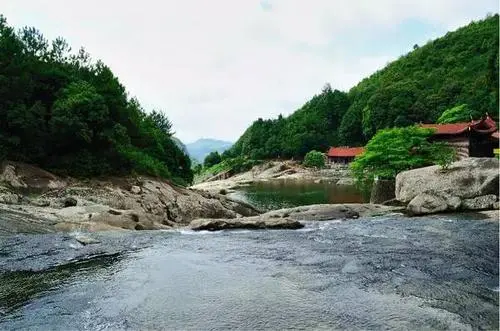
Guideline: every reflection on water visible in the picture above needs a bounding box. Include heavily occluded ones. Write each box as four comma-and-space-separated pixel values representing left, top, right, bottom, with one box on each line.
229, 179, 364, 211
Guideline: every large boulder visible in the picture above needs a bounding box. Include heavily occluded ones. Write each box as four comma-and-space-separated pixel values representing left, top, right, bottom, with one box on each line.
396, 158, 499, 203
190, 216, 304, 231
406, 193, 461, 216
0, 162, 66, 192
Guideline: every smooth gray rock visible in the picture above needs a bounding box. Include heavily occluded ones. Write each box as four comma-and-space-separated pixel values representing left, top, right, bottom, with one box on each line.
396, 158, 499, 203
74, 235, 100, 245
461, 195, 498, 210
407, 193, 449, 216
190, 216, 304, 231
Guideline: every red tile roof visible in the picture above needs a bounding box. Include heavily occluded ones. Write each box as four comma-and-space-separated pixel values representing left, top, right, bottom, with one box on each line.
420, 123, 470, 135
420, 115, 497, 136
327, 147, 365, 157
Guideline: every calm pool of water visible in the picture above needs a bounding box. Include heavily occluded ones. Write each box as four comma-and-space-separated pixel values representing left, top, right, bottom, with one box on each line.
228, 179, 365, 211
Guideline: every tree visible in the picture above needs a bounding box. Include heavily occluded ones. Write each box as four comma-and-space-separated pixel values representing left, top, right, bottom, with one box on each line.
303, 150, 326, 168
437, 104, 481, 123
0, 15, 194, 184
204, 151, 222, 168
350, 126, 456, 188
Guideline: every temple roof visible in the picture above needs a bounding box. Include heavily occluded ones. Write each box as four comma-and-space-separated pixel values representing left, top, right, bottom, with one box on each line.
420, 115, 497, 136
326, 147, 365, 157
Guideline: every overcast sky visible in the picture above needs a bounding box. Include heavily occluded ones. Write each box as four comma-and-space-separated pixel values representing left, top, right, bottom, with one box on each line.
2, 1, 498, 143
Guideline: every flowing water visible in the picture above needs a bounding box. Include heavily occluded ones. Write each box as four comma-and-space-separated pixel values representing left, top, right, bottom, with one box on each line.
0, 214, 498, 330
228, 180, 365, 211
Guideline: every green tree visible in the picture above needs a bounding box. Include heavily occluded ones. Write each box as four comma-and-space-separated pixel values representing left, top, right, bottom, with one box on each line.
350, 126, 456, 188
436, 104, 481, 123
0, 15, 193, 184
204, 151, 222, 168
303, 150, 326, 168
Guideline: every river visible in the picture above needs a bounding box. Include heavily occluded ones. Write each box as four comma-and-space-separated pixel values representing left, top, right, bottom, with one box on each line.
228, 180, 365, 211
0, 213, 498, 330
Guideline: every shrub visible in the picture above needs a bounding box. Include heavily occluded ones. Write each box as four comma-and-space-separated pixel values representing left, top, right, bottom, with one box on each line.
303, 150, 326, 168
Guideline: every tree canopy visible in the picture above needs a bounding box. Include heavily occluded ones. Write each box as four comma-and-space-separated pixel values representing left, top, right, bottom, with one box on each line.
0, 15, 192, 184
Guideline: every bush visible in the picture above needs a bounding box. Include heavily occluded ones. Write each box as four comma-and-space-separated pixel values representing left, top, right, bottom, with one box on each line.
303, 150, 326, 168
350, 126, 456, 188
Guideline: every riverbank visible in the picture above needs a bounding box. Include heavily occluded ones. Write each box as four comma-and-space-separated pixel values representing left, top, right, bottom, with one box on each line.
0, 161, 260, 234
191, 160, 353, 194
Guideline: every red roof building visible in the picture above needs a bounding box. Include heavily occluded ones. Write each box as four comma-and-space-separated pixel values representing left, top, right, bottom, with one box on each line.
326, 147, 365, 164
419, 115, 498, 159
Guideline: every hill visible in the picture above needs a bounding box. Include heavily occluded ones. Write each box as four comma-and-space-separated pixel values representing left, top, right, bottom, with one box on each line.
227, 14, 499, 160
186, 139, 233, 162
0, 15, 193, 184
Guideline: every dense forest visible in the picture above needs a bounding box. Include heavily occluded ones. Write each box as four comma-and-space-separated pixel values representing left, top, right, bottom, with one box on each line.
0, 16, 193, 184
227, 14, 499, 160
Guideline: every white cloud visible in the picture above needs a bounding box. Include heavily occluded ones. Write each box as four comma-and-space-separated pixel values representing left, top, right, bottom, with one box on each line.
1, 0, 497, 142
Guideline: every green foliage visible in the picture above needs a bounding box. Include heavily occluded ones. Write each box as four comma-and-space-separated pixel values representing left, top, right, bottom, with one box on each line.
203, 151, 222, 168
303, 150, 326, 168
436, 104, 481, 123
339, 14, 499, 143
230, 84, 350, 159
230, 15, 498, 158
350, 126, 456, 188
0, 16, 192, 184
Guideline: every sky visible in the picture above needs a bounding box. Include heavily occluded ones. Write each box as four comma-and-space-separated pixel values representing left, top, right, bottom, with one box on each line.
2, 0, 498, 143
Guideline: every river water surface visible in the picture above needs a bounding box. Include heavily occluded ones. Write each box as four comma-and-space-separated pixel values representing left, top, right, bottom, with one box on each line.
228, 180, 365, 211
0, 214, 498, 330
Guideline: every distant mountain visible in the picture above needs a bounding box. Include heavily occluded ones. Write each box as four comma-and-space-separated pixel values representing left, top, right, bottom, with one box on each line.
186, 139, 233, 162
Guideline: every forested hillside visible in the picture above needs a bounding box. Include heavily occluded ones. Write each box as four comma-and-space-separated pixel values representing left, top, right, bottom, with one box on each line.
0, 16, 193, 184
228, 14, 499, 159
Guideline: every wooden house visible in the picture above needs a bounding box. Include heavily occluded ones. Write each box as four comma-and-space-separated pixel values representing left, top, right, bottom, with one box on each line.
326, 147, 365, 164
420, 115, 499, 159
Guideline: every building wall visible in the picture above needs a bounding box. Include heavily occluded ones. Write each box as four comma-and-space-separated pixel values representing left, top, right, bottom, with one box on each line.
432, 136, 469, 160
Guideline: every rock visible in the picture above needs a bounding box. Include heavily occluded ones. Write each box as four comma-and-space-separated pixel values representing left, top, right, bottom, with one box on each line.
0, 193, 19, 205
406, 193, 461, 216
461, 195, 498, 210
396, 158, 499, 203
31, 199, 50, 207
130, 185, 141, 194
0, 164, 28, 188
190, 216, 304, 231
108, 209, 122, 215
63, 197, 78, 207
74, 235, 100, 245
407, 193, 449, 216
336, 178, 354, 186
0, 162, 66, 192
370, 179, 395, 204
265, 203, 402, 221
